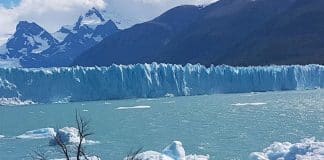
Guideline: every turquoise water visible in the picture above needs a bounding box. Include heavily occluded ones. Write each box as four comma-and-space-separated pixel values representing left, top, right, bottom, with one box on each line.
1, 90, 324, 159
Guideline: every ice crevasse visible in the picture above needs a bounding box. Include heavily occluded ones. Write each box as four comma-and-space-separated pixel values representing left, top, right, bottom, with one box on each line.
1, 63, 324, 105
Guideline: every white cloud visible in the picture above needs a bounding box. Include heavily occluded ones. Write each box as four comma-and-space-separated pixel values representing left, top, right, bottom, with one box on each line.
106, 0, 216, 19
0, 0, 217, 45
0, 0, 106, 45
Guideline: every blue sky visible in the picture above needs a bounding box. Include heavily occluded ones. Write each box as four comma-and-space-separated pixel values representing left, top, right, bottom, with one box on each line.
0, 0, 20, 7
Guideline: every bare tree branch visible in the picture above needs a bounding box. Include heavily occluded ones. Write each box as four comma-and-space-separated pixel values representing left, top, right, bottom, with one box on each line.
53, 127, 70, 160
75, 110, 93, 160
29, 148, 49, 160
125, 147, 143, 160
32, 110, 97, 160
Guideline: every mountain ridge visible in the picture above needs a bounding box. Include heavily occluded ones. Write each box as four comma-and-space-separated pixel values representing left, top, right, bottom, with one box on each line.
0, 8, 119, 68
74, 0, 324, 67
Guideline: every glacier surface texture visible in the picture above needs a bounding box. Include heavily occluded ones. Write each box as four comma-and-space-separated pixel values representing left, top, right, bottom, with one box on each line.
1, 63, 324, 104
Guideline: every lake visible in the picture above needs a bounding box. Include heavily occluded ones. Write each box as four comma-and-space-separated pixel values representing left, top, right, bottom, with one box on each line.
1, 89, 324, 159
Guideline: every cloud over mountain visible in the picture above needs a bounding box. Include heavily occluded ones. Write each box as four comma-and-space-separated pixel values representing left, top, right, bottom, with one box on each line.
0, 0, 106, 44
0, 0, 217, 45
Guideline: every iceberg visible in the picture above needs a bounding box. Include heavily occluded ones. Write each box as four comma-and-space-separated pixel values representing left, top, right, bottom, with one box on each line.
51, 156, 101, 160
250, 137, 324, 160
16, 128, 56, 139
116, 105, 151, 110
125, 141, 209, 160
49, 127, 81, 145
16, 127, 96, 145
231, 102, 267, 106
1, 63, 324, 105
49, 127, 98, 145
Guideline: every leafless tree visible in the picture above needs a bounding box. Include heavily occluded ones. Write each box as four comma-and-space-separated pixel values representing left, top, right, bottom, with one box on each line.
125, 147, 143, 160
31, 111, 93, 160
53, 127, 71, 160
75, 110, 93, 160
30, 110, 142, 160
29, 148, 49, 160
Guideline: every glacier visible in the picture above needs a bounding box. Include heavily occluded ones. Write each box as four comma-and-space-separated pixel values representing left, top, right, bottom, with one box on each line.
1, 63, 324, 105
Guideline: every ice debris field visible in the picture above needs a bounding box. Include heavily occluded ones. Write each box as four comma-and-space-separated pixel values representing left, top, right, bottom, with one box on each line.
3, 127, 209, 160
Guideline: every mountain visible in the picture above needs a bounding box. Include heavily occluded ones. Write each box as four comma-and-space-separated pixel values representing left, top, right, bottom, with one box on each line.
156, 0, 296, 65
21, 8, 120, 67
0, 21, 58, 67
220, 0, 324, 65
74, 0, 324, 67
73, 5, 202, 66
0, 8, 119, 68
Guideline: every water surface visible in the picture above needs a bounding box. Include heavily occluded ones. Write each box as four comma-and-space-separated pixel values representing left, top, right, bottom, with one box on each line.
1, 90, 324, 159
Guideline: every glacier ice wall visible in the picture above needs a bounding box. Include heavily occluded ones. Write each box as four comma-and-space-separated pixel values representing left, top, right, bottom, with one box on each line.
0, 63, 324, 104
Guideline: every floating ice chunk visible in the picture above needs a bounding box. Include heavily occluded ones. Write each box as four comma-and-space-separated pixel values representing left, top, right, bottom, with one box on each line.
185, 155, 210, 160
49, 127, 98, 145
165, 93, 175, 98
0, 135, 4, 139
0, 97, 35, 106
116, 105, 151, 110
250, 137, 324, 160
126, 141, 209, 160
231, 103, 267, 106
16, 128, 56, 139
162, 141, 186, 160
86, 140, 100, 145
16, 127, 97, 146
51, 156, 101, 160
49, 127, 80, 145
52, 96, 71, 104
132, 151, 173, 160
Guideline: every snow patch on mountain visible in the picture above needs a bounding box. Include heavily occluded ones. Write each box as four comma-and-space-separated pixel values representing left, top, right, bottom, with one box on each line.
30, 32, 52, 54
80, 8, 106, 29
52, 31, 69, 42
93, 35, 103, 42
0, 44, 8, 55
0, 8, 118, 68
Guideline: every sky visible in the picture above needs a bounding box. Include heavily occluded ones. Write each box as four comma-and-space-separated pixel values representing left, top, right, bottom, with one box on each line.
0, 0, 217, 45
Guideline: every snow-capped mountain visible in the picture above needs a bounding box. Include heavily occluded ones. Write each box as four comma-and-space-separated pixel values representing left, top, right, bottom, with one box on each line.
0, 8, 119, 68
53, 7, 108, 42
0, 21, 58, 67
7, 21, 58, 56
24, 7, 120, 68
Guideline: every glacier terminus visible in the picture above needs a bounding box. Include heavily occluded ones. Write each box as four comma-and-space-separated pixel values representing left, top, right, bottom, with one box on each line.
1, 63, 324, 105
